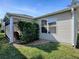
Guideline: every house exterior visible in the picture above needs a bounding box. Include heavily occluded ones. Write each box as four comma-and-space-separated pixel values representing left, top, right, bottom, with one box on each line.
2, 5, 79, 47
3, 13, 33, 43
34, 6, 78, 47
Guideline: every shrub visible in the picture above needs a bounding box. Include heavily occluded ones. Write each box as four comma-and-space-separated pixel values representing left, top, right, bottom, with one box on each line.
77, 33, 79, 40
0, 23, 1, 28
18, 21, 39, 43
0, 30, 4, 33
32, 23, 39, 40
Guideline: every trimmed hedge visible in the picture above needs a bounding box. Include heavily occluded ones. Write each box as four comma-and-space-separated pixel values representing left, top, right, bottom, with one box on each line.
18, 21, 39, 43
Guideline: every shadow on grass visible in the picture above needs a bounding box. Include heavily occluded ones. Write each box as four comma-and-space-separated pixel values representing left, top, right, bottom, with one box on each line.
30, 54, 43, 59
72, 55, 79, 59
0, 42, 27, 59
76, 40, 79, 49
24, 42, 60, 53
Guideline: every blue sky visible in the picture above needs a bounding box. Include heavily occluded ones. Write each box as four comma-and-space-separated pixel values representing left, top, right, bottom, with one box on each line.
0, 0, 71, 19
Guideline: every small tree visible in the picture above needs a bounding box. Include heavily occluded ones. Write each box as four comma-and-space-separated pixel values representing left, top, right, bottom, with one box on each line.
0, 23, 1, 28
18, 21, 39, 43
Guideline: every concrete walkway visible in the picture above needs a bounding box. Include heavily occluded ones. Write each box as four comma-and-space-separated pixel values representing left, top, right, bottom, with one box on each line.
27, 39, 50, 45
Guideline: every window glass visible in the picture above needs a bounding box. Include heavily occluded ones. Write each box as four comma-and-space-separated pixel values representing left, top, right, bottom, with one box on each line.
41, 19, 56, 33
41, 20, 47, 33
48, 19, 56, 33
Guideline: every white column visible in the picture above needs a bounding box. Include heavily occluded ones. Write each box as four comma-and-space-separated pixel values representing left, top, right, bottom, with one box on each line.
71, 7, 77, 47
9, 17, 14, 43
40, 20, 42, 33
47, 19, 49, 33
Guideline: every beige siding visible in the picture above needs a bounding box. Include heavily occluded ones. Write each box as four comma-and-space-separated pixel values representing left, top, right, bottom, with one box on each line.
37, 11, 73, 44
57, 19, 72, 43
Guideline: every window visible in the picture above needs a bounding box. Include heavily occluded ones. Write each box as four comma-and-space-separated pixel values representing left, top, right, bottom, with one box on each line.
41, 20, 47, 33
41, 19, 56, 34
48, 20, 56, 33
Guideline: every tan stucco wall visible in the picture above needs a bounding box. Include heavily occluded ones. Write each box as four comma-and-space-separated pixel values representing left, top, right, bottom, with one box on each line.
37, 11, 73, 44
13, 17, 32, 35
14, 23, 21, 34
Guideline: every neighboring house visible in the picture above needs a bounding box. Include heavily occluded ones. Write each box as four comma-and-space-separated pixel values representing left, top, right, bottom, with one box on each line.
2, 5, 79, 47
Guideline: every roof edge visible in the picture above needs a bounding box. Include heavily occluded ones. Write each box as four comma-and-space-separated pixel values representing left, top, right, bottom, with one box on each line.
33, 5, 79, 20
6, 12, 33, 19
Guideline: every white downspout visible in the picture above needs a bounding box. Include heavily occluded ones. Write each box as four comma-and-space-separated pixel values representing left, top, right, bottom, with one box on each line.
71, 7, 77, 47
9, 16, 14, 43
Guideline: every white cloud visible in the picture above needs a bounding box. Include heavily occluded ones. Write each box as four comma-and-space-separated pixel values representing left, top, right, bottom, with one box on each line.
0, 0, 43, 18
18, 7, 38, 13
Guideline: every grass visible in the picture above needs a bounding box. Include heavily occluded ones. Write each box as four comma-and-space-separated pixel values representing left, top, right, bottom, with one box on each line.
0, 41, 79, 59
0, 33, 79, 59
0, 33, 5, 40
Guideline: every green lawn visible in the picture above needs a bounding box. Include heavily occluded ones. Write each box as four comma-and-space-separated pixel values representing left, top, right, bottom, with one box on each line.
0, 41, 79, 59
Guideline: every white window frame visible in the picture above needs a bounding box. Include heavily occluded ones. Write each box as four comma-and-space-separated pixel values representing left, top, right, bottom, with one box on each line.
47, 19, 56, 34
41, 19, 48, 33
41, 19, 56, 34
